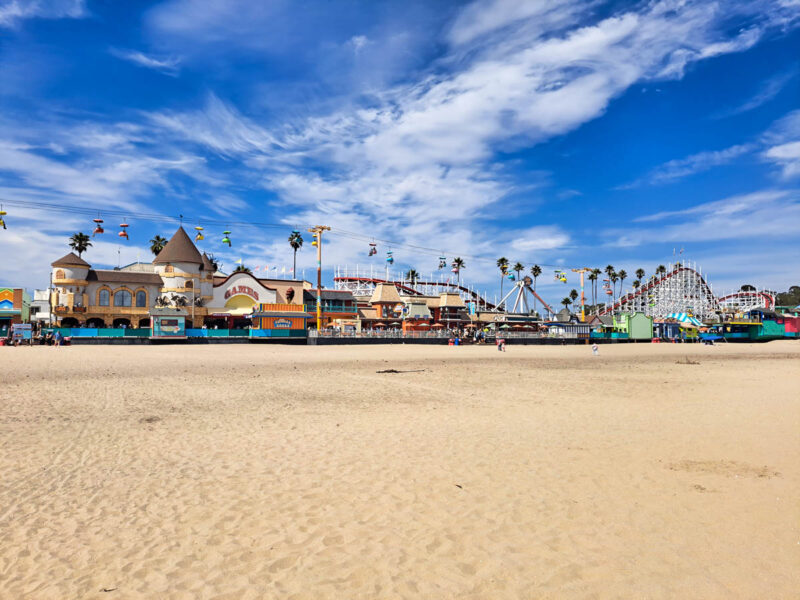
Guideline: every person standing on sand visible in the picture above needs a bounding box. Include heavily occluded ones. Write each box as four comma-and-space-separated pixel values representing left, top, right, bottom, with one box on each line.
592, 343, 598, 356
497, 337, 506, 352
53, 330, 61, 348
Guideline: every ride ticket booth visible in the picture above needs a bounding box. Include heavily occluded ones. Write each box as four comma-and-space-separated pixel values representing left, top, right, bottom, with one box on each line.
249, 303, 309, 339
150, 308, 187, 339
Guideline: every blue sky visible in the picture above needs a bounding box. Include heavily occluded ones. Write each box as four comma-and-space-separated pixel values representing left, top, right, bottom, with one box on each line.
0, 0, 799, 304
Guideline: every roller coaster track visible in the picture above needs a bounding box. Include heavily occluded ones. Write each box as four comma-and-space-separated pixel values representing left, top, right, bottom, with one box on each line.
599, 263, 773, 319
333, 276, 516, 311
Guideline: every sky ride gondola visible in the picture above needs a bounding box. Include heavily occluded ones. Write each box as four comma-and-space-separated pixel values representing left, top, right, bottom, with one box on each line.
438, 255, 447, 269
222, 230, 232, 247
118, 222, 129, 240
194, 226, 204, 242
368, 242, 377, 256
92, 218, 104, 237
386, 250, 394, 264
554, 269, 567, 283
0, 206, 6, 230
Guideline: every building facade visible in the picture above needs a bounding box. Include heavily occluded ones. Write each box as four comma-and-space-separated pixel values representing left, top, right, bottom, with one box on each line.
0, 288, 30, 331
50, 227, 306, 328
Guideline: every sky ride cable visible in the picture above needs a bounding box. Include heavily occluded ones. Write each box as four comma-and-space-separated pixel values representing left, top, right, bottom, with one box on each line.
0, 196, 580, 272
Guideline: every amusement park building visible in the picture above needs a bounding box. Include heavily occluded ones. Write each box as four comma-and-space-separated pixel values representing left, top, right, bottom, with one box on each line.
0, 287, 30, 331
49, 227, 306, 328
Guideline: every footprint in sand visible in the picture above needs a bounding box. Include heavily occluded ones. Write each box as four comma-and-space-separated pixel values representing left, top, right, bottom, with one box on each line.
322, 534, 344, 546
268, 555, 297, 572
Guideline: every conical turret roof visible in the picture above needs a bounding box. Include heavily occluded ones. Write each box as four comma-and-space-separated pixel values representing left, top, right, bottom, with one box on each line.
153, 227, 204, 265
52, 252, 90, 268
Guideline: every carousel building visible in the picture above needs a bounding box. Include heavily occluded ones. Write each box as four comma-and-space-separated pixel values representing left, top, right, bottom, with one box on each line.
50, 227, 306, 328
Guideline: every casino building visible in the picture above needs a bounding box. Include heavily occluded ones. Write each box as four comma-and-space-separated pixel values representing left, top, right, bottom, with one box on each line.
50, 227, 306, 328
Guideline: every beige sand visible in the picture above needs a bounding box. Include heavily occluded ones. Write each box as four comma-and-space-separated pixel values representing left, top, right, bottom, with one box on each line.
1, 341, 798, 599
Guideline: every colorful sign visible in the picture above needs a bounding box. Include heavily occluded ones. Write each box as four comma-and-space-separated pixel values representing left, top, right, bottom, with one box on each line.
11, 323, 32, 341
0, 288, 15, 312
224, 285, 259, 301
274, 318, 292, 328
151, 315, 186, 338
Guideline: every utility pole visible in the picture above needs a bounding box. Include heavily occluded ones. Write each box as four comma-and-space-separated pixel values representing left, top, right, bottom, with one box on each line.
307, 225, 331, 331
571, 268, 592, 323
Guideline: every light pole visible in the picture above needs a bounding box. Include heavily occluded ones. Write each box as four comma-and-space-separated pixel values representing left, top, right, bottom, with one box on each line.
571, 268, 592, 323
307, 225, 330, 331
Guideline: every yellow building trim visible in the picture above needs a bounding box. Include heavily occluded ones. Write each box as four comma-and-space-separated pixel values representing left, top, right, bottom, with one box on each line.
53, 278, 88, 286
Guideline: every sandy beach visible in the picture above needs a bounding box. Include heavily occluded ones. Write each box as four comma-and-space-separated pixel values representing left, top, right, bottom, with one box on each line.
1, 341, 798, 599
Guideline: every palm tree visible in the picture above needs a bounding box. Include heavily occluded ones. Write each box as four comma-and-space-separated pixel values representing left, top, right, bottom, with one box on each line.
288, 230, 303, 276
512, 262, 524, 280
632, 279, 640, 290
69, 232, 92, 257
588, 270, 598, 310
617, 269, 627, 297
150, 235, 168, 256
205, 253, 220, 272
530, 264, 542, 315
635, 268, 645, 281
497, 257, 509, 302
233, 264, 252, 274
453, 257, 465, 286
569, 289, 578, 304
405, 269, 419, 286
590, 268, 601, 313
656, 264, 667, 277
561, 297, 572, 309
610, 271, 619, 303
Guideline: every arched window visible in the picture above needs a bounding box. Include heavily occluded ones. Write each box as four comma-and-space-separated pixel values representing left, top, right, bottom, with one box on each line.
55, 269, 65, 280
99, 289, 110, 306
136, 290, 147, 307
114, 290, 132, 307
185, 280, 193, 289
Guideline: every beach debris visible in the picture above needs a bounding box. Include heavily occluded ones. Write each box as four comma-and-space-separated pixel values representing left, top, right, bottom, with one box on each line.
454, 484, 463, 489
100, 587, 117, 593
376, 369, 425, 374
139, 416, 161, 424
676, 357, 700, 365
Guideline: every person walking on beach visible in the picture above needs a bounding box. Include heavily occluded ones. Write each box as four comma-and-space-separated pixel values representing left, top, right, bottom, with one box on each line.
53, 330, 62, 348
497, 337, 506, 352
592, 343, 598, 356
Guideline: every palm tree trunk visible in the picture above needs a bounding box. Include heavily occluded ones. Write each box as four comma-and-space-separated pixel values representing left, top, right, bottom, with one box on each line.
293, 248, 297, 277
500, 276, 504, 304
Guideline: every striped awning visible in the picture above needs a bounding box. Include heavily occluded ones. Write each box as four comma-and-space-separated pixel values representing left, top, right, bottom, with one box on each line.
667, 312, 703, 326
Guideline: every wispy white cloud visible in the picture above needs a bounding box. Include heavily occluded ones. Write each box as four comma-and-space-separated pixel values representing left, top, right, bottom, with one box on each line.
0, 0, 85, 28
713, 67, 798, 119
618, 144, 755, 189
141, 0, 800, 278
761, 109, 800, 178
606, 189, 800, 247
110, 48, 181, 75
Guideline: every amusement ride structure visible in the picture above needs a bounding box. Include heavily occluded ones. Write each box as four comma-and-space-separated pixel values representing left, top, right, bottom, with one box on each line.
0, 197, 781, 323
599, 261, 775, 320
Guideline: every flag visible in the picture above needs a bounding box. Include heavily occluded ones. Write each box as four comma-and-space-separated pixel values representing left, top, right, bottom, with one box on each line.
254, 266, 260, 271
235, 258, 242, 264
